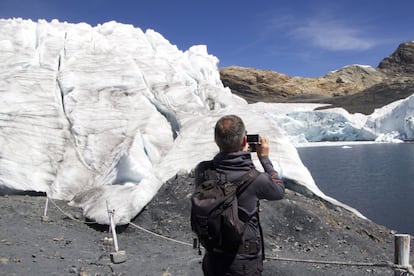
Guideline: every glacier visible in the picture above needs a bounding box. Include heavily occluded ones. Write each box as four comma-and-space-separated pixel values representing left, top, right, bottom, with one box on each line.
0, 18, 413, 224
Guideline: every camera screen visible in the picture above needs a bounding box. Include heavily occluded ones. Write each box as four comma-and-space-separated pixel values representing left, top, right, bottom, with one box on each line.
247, 134, 260, 144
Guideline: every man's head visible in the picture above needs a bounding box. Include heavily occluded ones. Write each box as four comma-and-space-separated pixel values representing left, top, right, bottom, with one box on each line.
214, 115, 246, 152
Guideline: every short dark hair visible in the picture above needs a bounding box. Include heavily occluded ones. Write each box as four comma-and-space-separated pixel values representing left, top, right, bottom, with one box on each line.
214, 115, 245, 152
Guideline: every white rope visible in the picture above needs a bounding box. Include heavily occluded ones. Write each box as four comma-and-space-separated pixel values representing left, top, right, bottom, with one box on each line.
266, 256, 414, 273
266, 256, 389, 267
48, 197, 96, 224
128, 221, 193, 247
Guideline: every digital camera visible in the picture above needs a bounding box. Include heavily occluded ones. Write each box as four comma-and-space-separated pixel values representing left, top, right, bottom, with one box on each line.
246, 134, 261, 152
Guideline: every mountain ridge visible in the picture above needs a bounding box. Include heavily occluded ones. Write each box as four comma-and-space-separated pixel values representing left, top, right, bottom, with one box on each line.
220, 41, 414, 114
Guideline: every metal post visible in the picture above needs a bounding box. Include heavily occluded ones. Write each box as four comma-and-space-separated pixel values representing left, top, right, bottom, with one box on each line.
394, 234, 411, 276
106, 203, 127, 264
41, 197, 49, 222
109, 209, 119, 252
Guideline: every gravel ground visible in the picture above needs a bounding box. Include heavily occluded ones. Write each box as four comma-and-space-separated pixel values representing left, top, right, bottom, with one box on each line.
1, 172, 413, 275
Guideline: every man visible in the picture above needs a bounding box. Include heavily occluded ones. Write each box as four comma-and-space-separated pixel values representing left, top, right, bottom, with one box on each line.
195, 114, 285, 276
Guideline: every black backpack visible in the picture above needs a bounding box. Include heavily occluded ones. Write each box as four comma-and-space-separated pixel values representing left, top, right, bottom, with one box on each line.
191, 168, 260, 253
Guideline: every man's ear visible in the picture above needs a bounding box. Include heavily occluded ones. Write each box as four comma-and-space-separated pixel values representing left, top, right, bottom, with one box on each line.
241, 135, 248, 151
241, 135, 247, 145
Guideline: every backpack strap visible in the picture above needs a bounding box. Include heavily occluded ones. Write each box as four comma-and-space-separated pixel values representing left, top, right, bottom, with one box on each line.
233, 168, 260, 223
256, 201, 265, 260
204, 169, 218, 181
234, 168, 260, 196
236, 169, 265, 259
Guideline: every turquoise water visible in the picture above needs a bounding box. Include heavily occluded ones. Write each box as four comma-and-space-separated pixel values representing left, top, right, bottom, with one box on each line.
297, 143, 414, 235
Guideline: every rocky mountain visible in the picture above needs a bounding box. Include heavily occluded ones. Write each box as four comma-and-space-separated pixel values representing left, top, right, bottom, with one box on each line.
379, 41, 414, 75
220, 41, 414, 114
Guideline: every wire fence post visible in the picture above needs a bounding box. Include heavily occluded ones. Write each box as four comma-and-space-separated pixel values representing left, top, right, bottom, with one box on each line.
394, 234, 412, 276
41, 196, 49, 222
106, 202, 127, 264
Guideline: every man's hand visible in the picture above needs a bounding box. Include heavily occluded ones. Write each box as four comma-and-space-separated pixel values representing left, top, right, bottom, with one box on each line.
256, 135, 269, 158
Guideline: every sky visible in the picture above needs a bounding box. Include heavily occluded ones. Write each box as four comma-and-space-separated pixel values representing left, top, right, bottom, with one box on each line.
0, 0, 413, 77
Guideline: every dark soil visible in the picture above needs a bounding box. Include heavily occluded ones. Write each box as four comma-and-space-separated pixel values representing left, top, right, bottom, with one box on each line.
1, 172, 413, 275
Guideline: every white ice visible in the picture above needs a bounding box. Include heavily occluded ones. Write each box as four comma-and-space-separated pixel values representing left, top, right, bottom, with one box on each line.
0, 19, 412, 224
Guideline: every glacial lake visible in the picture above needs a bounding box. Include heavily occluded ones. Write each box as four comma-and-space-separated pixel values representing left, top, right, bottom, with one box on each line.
297, 142, 414, 236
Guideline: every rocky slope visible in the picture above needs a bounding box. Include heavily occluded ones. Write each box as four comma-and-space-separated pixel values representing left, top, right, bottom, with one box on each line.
220, 41, 414, 114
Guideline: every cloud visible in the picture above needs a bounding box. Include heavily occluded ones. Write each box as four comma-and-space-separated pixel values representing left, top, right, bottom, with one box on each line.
292, 19, 377, 51
264, 10, 380, 53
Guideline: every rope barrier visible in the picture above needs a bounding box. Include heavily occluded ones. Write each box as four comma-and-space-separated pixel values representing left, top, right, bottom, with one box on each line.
48, 197, 99, 224
45, 197, 414, 274
266, 256, 390, 267
48, 197, 192, 247
266, 256, 414, 274
128, 222, 193, 247
126, 221, 413, 273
